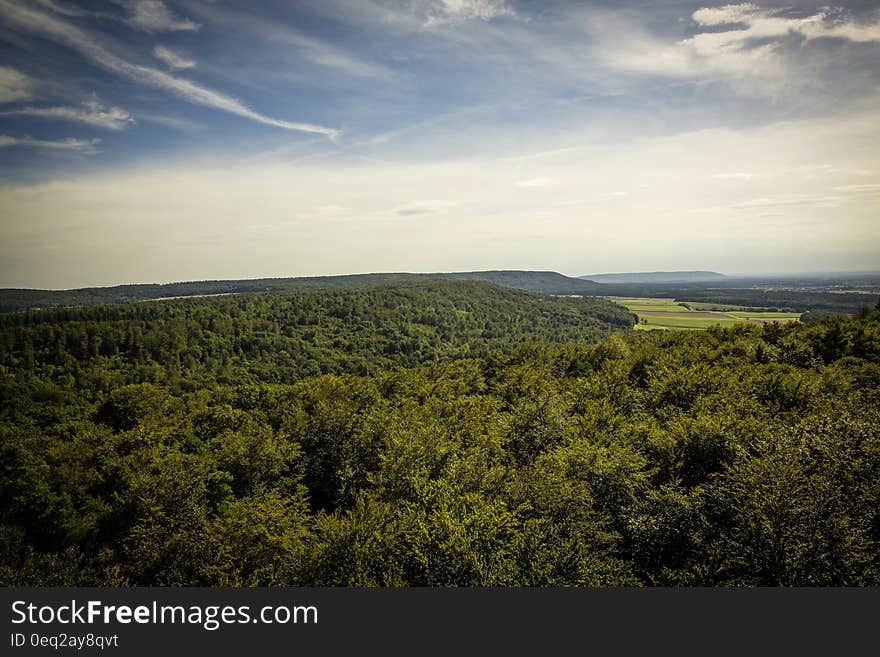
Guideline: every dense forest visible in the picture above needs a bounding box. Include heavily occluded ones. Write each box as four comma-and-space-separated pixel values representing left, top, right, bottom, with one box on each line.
0, 271, 610, 313
0, 282, 633, 389
1, 282, 878, 586
4, 270, 876, 315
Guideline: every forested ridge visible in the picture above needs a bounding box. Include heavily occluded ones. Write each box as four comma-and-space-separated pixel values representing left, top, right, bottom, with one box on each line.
5, 270, 874, 315
0, 271, 610, 313
2, 283, 878, 586
0, 282, 633, 389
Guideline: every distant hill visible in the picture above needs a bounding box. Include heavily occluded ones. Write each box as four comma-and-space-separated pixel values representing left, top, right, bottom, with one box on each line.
0, 280, 635, 385
579, 271, 728, 284
431, 271, 607, 295
0, 271, 610, 313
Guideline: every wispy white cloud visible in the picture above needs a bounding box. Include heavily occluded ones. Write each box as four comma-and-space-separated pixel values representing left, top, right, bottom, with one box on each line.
687, 4, 880, 52
501, 147, 577, 166
325, 0, 516, 30
824, 167, 874, 177
31, 0, 87, 18
712, 172, 767, 181
34, 0, 199, 33
601, 25, 777, 80
0, 1, 339, 137
112, 0, 199, 33
0, 98, 134, 130
690, 4, 761, 26
601, 4, 880, 85
834, 183, 880, 193
349, 104, 499, 149
393, 199, 458, 216
424, 0, 515, 27
727, 195, 844, 210
178, 0, 392, 79
516, 176, 554, 188
281, 31, 392, 79
134, 112, 203, 131
0, 65, 36, 103
0, 134, 100, 152
153, 45, 196, 70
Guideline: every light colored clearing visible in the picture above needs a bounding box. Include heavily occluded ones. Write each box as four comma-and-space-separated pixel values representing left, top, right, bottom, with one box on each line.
637, 310, 734, 319
636, 314, 744, 329
727, 311, 801, 322
609, 296, 690, 312
634, 323, 700, 331
144, 292, 240, 302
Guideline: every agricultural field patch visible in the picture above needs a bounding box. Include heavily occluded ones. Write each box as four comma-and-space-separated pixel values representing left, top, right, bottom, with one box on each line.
727, 311, 802, 323
613, 297, 802, 331
607, 297, 689, 312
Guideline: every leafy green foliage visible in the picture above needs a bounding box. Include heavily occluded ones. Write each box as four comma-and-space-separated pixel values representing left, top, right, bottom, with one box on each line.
0, 282, 632, 391
1, 284, 879, 586
0, 272, 612, 313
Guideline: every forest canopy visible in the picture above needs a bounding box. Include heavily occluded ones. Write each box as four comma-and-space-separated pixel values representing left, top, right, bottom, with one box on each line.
2, 282, 878, 586
0, 281, 633, 389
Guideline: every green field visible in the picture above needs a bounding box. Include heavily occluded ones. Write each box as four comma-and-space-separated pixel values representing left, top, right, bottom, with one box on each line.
608, 297, 689, 312
611, 297, 802, 331
727, 311, 804, 322
634, 314, 745, 330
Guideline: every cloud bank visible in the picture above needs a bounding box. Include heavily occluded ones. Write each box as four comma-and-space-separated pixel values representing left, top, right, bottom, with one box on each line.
2, 109, 877, 287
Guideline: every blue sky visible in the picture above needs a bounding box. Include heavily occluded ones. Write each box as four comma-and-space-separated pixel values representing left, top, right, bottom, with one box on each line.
1, 0, 879, 287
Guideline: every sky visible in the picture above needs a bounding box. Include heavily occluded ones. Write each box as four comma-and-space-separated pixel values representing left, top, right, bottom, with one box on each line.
0, 0, 879, 289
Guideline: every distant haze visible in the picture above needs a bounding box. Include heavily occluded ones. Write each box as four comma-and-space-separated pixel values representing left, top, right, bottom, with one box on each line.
1, 1, 879, 288
581, 271, 728, 284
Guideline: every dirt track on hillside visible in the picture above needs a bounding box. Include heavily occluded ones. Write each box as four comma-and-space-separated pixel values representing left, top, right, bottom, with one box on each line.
636, 310, 732, 318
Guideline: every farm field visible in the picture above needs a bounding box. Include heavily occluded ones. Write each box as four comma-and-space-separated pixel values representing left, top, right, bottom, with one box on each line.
606, 297, 689, 312
727, 311, 805, 321
609, 297, 802, 331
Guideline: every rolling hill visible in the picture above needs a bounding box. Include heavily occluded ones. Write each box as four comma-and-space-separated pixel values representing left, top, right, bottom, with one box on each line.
0, 271, 610, 313
0, 280, 635, 385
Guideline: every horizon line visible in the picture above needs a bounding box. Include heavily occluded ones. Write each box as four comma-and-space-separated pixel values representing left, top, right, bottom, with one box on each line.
4, 268, 880, 292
